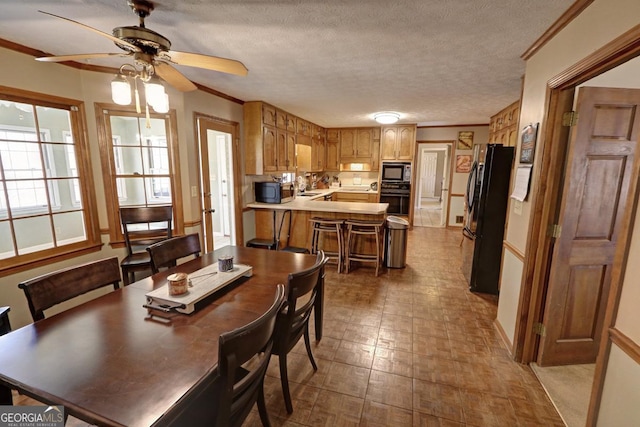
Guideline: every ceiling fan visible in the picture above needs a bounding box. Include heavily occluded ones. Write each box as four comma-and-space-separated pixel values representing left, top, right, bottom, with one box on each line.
35, 0, 248, 92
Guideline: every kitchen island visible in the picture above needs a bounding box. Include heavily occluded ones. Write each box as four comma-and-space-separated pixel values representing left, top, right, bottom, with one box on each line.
247, 187, 388, 252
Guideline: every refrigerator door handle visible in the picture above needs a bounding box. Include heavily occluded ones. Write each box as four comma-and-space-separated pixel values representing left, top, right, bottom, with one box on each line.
465, 161, 478, 213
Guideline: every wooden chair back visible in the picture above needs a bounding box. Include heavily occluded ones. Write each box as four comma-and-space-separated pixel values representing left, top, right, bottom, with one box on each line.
18, 257, 121, 322
156, 285, 286, 427
278, 251, 328, 353
147, 233, 202, 274
120, 205, 173, 256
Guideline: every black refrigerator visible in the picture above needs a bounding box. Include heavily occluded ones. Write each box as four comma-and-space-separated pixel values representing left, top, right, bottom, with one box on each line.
461, 144, 514, 294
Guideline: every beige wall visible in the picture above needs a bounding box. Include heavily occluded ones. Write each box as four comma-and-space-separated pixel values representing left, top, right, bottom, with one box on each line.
0, 46, 245, 328
495, 0, 640, 423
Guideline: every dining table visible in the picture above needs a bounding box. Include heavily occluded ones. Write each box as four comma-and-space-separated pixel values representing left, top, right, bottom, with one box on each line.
0, 246, 322, 426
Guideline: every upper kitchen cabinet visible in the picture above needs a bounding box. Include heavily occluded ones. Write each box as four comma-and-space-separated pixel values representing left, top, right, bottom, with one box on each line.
489, 100, 520, 147
311, 125, 326, 171
381, 125, 416, 160
326, 129, 340, 171
245, 101, 296, 174
339, 128, 374, 160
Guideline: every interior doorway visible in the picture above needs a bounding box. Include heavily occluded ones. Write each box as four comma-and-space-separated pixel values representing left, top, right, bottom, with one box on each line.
196, 114, 242, 252
414, 143, 451, 228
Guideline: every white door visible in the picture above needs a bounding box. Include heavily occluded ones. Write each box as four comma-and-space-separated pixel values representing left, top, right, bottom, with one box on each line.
422, 152, 438, 199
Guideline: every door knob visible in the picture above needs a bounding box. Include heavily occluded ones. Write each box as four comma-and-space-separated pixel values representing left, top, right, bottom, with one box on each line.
204, 209, 215, 213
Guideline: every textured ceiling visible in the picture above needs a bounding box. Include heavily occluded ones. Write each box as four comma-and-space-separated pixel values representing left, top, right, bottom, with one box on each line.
0, 0, 575, 127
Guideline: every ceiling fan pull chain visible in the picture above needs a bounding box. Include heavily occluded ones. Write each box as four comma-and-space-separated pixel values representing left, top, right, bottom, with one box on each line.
145, 103, 151, 129
134, 79, 141, 114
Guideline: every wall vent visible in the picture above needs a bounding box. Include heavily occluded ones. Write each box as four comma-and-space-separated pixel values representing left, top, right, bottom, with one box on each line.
455, 215, 464, 223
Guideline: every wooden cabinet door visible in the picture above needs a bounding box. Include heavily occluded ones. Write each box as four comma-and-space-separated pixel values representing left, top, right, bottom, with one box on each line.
262, 104, 276, 127
286, 115, 297, 133
326, 129, 340, 143
263, 125, 278, 172
340, 129, 357, 159
381, 127, 398, 160
285, 132, 296, 171
326, 140, 340, 171
371, 139, 380, 171
276, 110, 287, 130
356, 128, 373, 157
312, 133, 325, 171
396, 126, 415, 160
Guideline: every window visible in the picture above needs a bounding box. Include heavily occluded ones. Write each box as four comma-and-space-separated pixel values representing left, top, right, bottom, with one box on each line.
0, 89, 100, 272
96, 105, 183, 243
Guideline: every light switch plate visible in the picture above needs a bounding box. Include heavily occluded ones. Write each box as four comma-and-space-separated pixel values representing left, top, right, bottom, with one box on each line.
191, 186, 198, 197
514, 200, 523, 215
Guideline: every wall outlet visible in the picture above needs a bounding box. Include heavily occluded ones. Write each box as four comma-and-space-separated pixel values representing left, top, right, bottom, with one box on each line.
191, 186, 198, 197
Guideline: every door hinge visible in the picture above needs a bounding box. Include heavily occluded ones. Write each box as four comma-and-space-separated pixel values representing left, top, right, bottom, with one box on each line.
534, 322, 546, 336
548, 224, 562, 238
562, 111, 578, 127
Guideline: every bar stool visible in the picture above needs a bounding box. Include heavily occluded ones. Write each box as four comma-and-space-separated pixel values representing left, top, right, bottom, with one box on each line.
309, 217, 345, 272
344, 220, 385, 276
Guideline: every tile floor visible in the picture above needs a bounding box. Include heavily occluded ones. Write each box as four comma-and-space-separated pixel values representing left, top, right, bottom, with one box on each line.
414, 199, 444, 228
15, 227, 564, 426
245, 226, 564, 426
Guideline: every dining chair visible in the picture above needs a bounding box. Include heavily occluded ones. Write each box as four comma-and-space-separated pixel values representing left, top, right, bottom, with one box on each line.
157, 284, 286, 427
120, 205, 173, 285
18, 257, 121, 322
273, 250, 328, 414
147, 233, 201, 274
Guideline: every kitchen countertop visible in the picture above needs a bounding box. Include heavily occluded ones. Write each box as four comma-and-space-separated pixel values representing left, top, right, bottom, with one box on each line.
247, 187, 388, 215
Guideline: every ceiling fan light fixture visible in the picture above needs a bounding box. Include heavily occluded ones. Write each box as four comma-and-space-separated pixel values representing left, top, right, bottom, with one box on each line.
152, 93, 170, 113
111, 73, 132, 105
374, 112, 400, 125
144, 76, 166, 109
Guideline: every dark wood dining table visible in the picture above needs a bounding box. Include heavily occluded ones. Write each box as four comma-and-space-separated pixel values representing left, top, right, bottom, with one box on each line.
0, 246, 321, 426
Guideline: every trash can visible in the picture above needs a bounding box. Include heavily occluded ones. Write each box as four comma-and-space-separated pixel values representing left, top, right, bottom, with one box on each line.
385, 216, 409, 268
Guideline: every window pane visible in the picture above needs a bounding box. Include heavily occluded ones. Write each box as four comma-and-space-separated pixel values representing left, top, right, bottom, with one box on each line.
53, 211, 86, 244
6, 180, 48, 216
147, 177, 171, 202
45, 143, 78, 178
15, 215, 54, 255
0, 140, 44, 179
35, 106, 72, 142
0, 101, 36, 130
143, 146, 169, 175
117, 177, 147, 205
0, 221, 14, 259
48, 179, 82, 210
0, 185, 7, 220
110, 116, 140, 146
118, 146, 143, 175
144, 119, 167, 141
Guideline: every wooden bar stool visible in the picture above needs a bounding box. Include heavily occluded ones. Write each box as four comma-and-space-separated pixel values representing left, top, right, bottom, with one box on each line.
344, 220, 385, 276
309, 217, 345, 272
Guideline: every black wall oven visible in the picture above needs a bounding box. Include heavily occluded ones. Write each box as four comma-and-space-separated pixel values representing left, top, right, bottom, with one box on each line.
380, 182, 410, 215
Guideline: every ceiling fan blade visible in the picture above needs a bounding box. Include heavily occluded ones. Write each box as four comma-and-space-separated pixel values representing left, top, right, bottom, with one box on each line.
167, 50, 248, 76
155, 62, 197, 92
39, 10, 141, 53
36, 52, 129, 63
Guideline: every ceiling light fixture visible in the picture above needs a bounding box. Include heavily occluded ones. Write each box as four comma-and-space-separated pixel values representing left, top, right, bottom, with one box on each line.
374, 112, 400, 125
111, 63, 169, 126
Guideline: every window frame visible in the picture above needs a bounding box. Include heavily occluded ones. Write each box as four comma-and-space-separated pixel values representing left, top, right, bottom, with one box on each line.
95, 103, 183, 246
0, 86, 101, 275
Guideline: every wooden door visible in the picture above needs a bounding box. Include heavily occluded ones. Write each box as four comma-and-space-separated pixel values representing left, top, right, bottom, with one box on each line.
286, 132, 296, 171
262, 125, 277, 172
538, 87, 640, 365
381, 127, 398, 160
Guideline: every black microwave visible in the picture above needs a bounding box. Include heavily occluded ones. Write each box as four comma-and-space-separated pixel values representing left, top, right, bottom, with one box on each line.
255, 181, 295, 204
381, 162, 411, 183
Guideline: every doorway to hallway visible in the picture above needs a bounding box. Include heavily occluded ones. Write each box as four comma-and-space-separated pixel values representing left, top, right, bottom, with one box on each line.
414, 143, 451, 227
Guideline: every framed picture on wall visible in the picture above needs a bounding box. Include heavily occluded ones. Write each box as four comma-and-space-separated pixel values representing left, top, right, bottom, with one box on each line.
457, 131, 474, 150
520, 123, 538, 164
456, 154, 472, 173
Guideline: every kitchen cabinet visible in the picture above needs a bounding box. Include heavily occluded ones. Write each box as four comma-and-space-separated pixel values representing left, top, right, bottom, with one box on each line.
489, 100, 520, 147
332, 192, 378, 203
325, 139, 340, 171
311, 125, 325, 171
339, 128, 374, 160
380, 125, 416, 160
245, 101, 297, 174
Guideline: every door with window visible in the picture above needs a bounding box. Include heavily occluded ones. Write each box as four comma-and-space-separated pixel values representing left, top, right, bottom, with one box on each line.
96, 105, 183, 244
